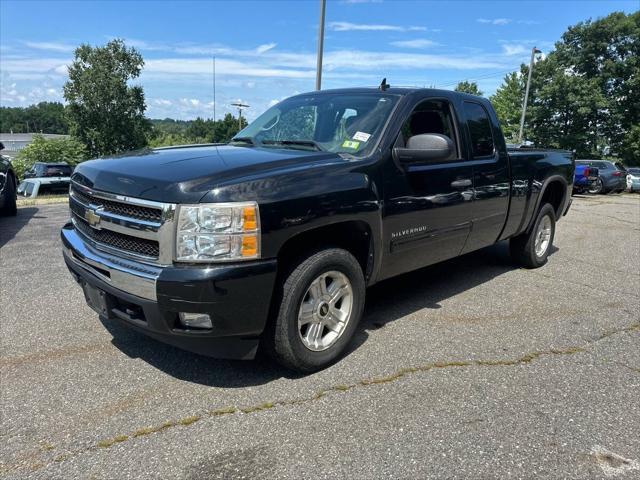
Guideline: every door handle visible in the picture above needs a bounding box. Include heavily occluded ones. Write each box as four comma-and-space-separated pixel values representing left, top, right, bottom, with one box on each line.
450, 179, 472, 189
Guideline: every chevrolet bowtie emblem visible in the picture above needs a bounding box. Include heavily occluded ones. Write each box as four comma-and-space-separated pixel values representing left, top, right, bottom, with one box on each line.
84, 208, 102, 228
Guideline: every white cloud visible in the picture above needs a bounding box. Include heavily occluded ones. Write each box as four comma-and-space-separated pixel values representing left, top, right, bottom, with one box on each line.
256, 43, 276, 54
322, 50, 505, 70
4, 37, 518, 117
0, 57, 69, 74
328, 21, 426, 32
1, 47, 509, 87
390, 39, 438, 49
23, 41, 75, 52
145, 58, 316, 79
477, 18, 512, 25
502, 44, 528, 56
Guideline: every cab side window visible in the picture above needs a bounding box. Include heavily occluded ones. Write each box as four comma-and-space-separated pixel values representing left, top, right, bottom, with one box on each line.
464, 102, 494, 158
397, 99, 460, 159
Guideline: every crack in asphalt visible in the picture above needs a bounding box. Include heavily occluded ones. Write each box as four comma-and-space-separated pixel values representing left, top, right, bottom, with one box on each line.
4, 321, 638, 476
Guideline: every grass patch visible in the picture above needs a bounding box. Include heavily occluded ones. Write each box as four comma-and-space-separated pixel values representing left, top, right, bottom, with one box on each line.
132, 426, 158, 438
209, 406, 237, 416
17, 194, 68, 207
240, 402, 274, 414
97, 435, 128, 448
178, 415, 200, 426
331, 384, 350, 391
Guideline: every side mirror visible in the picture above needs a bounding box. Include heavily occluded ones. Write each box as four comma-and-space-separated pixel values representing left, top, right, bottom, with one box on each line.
0, 141, 4, 150
394, 133, 454, 164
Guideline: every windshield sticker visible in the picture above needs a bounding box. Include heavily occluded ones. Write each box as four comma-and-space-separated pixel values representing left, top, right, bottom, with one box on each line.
342, 140, 360, 149
353, 131, 371, 142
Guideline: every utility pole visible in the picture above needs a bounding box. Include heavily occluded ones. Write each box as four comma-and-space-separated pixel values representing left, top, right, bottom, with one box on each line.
315, 0, 326, 90
518, 46, 542, 144
231, 102, 249, 131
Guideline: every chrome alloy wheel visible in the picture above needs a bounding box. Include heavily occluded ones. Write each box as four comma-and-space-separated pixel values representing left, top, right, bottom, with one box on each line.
297, 271, 353, 352
534, 215, 552, 257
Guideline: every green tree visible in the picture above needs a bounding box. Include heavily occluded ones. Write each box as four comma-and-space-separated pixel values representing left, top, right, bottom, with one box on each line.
454, 81, 483, 96
524, 55, 607, 156
148, 132, 194, 148
620, 125, 640, 165
553, 11, 639, 161
213, 113, 248, 142
186, 117, 216, 140
63, 39, 150, 157
516, 11, 639, 160
490, 72, 524, 142
12, 135, 87, 180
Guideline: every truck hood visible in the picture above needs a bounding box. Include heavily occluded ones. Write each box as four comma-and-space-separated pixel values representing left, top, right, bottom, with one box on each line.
72, 145, 343, 203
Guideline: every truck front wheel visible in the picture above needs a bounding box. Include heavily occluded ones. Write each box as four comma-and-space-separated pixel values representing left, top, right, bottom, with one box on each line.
270, 248, 365, 372
510, 203, 556, 269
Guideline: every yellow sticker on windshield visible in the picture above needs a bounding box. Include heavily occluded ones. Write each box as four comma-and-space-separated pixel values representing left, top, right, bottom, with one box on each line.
342, 140, 360, 149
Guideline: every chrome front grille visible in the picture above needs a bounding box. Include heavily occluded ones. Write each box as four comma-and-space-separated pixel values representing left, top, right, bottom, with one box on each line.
73, 217, 160, 258
71, 187, 162, 223
69, 182, 176, 265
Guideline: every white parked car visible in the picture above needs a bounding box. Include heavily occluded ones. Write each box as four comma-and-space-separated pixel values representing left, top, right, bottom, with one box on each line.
627, 167, 640, 192
17, 161, 73, 198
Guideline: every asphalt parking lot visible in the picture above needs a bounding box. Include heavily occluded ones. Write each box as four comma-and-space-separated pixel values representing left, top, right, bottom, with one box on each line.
1, 194, 639, 479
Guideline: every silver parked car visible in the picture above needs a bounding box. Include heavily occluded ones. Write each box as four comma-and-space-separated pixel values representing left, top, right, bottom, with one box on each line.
576, 160, 627, 194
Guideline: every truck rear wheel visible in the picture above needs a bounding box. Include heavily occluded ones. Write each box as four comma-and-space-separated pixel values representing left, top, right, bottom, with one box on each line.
270, 248, 365, 372
510, 203, 556, 269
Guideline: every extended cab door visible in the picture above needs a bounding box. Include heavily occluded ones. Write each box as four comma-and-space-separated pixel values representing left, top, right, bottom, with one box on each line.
379, 94, 473, 280
459, 100, 510, 253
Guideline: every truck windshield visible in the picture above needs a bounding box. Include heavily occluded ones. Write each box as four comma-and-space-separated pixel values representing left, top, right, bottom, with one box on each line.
232, 93, 399, 156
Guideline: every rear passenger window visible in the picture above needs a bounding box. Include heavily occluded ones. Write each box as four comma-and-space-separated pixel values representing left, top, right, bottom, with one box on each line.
464, 102, 494, 157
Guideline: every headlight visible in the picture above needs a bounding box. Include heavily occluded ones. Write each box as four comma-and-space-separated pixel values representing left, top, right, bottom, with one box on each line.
175, 202, 260, 262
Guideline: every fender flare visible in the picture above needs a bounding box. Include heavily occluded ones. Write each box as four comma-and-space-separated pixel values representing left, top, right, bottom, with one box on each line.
525, 174, 569, 233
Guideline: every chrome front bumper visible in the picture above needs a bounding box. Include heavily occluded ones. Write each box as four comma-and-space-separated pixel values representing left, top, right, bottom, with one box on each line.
61, 223, 161, 301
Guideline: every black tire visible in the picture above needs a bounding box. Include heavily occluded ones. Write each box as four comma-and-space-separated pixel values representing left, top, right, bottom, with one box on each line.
269, 248, 365, 372
510, 203, 556, 269
588, 178, 603, 194
0, 175, 17, 217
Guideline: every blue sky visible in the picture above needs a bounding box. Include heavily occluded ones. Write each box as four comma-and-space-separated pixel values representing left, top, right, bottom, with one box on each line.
0, 0, 636, 121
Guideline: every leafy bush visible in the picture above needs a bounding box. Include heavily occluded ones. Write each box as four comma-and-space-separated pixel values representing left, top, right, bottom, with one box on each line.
13, 134, 88, 180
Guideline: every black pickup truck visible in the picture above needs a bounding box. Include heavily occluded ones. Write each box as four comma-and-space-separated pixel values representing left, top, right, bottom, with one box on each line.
62, 87, 574, 372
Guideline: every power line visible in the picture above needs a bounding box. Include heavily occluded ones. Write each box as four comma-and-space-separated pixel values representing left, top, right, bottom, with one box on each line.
437, 69, 517, 88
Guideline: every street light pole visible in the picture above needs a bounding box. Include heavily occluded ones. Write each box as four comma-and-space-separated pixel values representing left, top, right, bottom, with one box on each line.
518, 46, 541, 144
315, 0, 326, 90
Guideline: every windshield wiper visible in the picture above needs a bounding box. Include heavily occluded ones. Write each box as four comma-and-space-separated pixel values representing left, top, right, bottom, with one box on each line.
262, 139, 325, 152
230, 137, 257, 146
